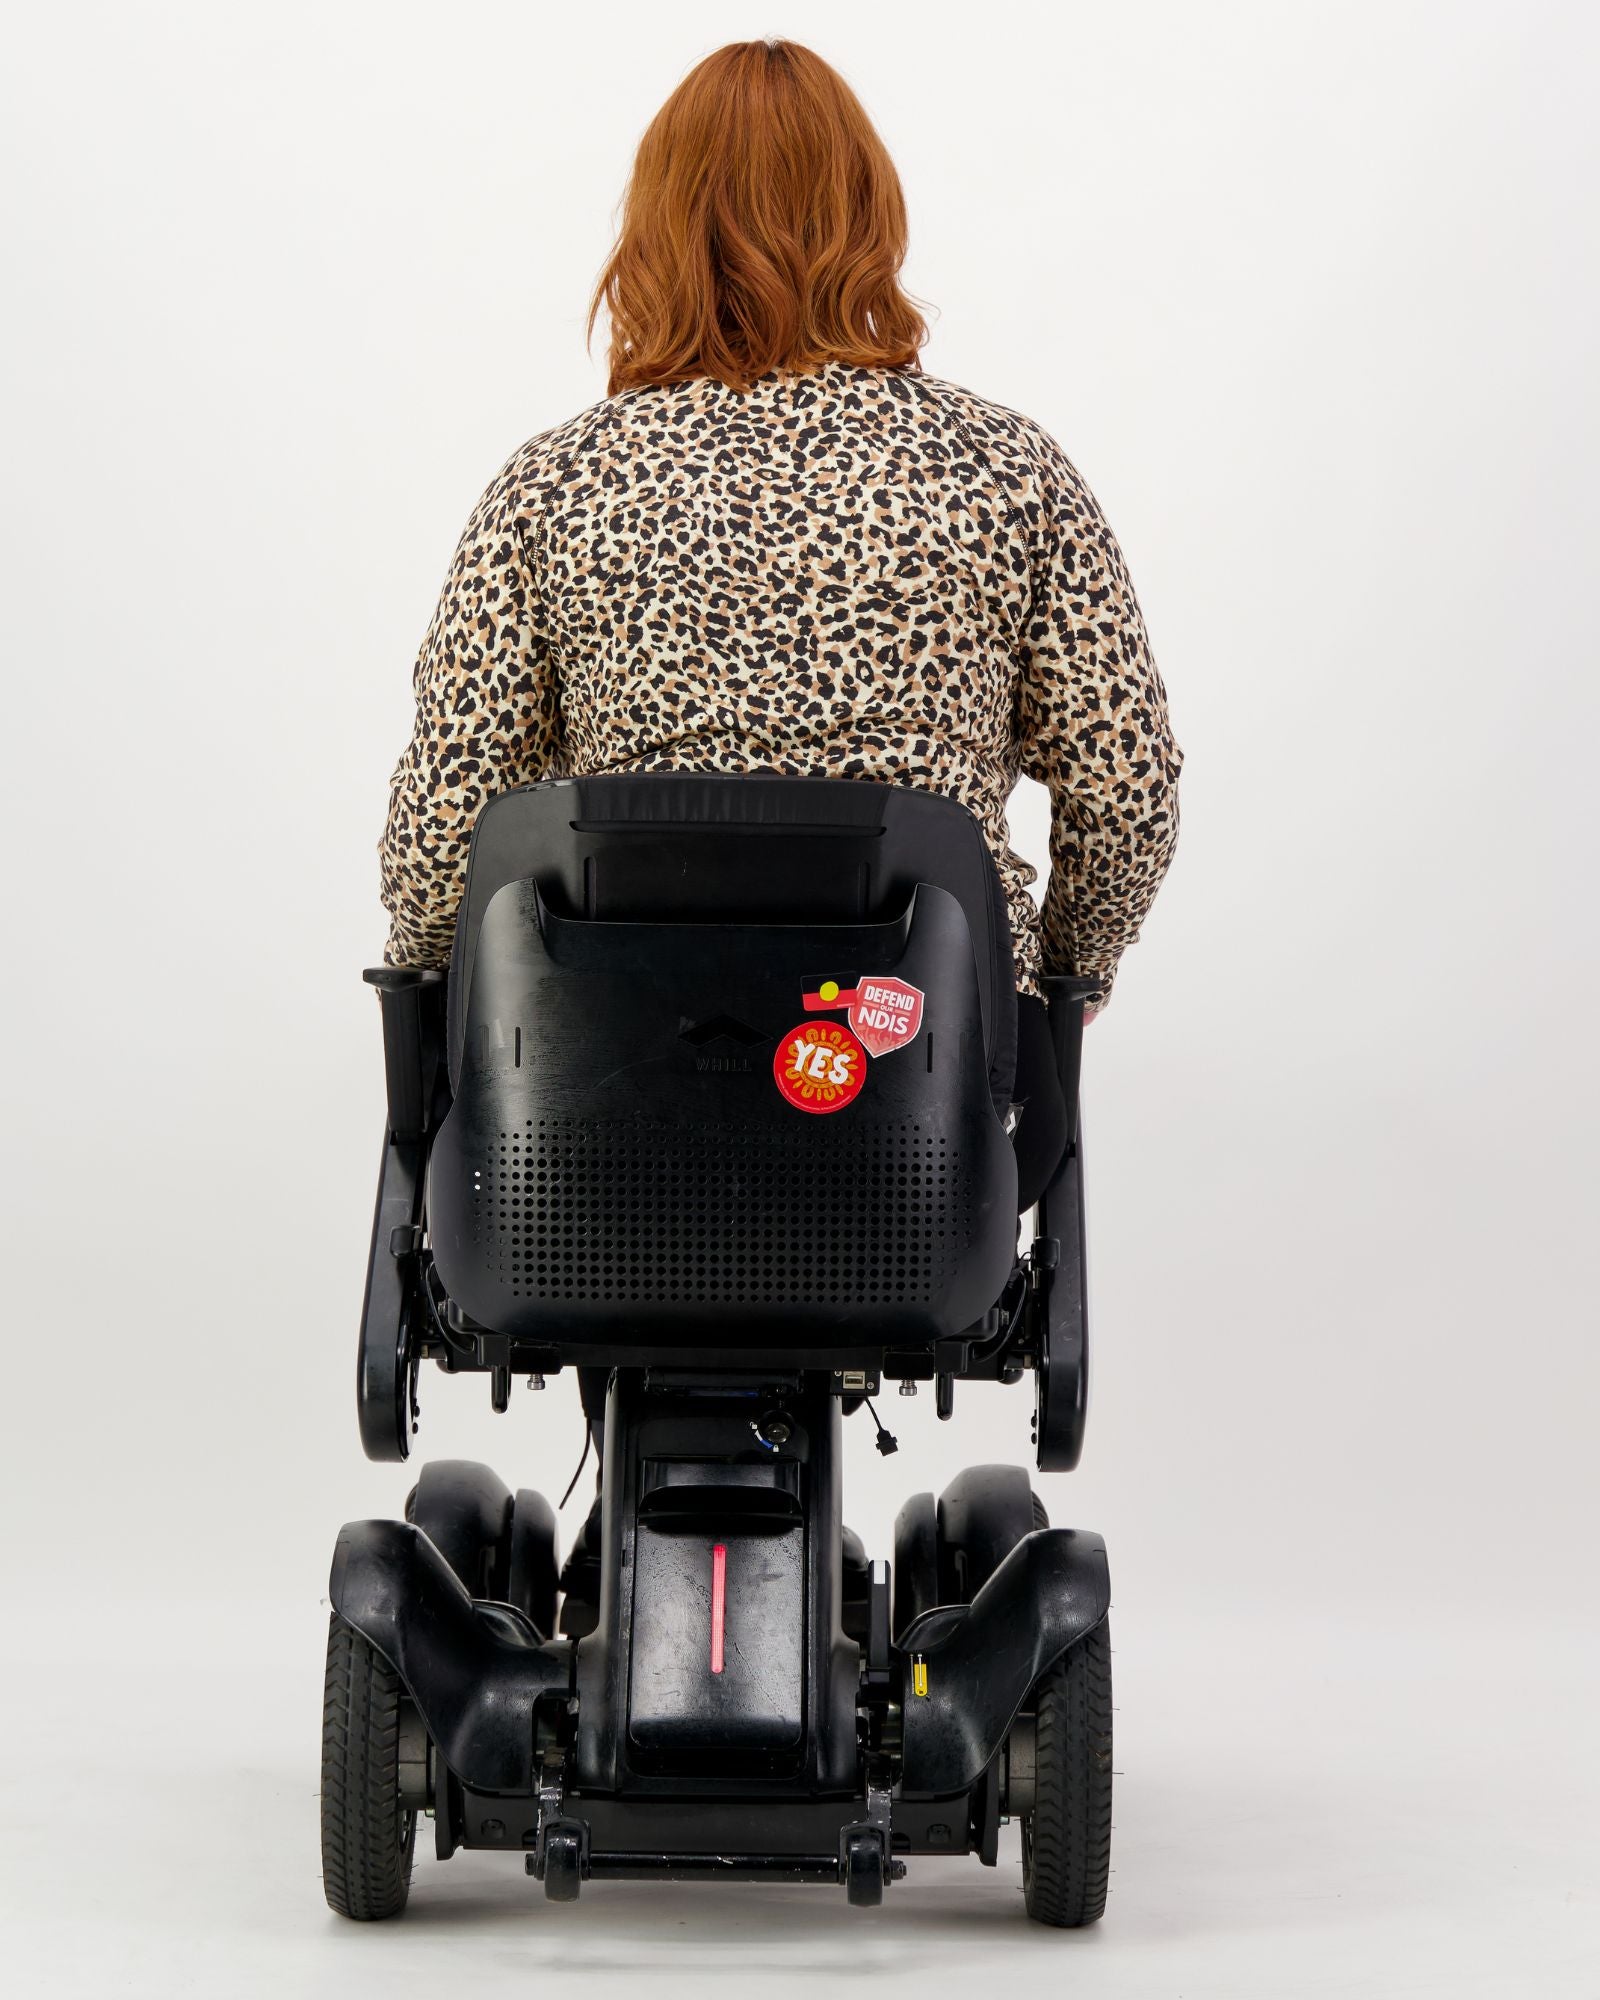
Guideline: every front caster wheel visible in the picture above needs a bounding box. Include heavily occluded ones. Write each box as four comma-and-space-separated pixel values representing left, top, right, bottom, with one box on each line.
321, 1615, 417, 1919
1022, 1618, 1113, 1928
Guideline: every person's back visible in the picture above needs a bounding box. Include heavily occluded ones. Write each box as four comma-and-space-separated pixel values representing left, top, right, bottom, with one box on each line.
381, 40, 1181, 1028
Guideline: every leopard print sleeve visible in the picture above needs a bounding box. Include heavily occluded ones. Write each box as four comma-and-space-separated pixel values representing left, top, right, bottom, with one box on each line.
377, 364, 1179, 1000
1011, 425, 1183, 1008
379, 453, 562, 967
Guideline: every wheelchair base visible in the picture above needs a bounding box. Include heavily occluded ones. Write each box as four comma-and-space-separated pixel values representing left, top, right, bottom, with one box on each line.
326, 1419, 1110, 1910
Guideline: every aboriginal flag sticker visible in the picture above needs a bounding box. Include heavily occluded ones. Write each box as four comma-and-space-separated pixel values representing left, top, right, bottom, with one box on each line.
772, 973, 927, 1113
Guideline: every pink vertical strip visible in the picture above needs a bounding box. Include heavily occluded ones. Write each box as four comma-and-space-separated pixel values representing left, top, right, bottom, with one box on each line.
710, 1542, 727, 1674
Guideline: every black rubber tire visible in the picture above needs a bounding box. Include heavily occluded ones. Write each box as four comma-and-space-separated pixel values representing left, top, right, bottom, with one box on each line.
1022, 1618, 1112, 1928
321, 1615, 416, 1920
844, 1829, 886, 1907
938, 1465, 1036, 1602
507, 1489, 561, 1638
892, 1491, 939, 1641
1031, 1491, 1049, 1531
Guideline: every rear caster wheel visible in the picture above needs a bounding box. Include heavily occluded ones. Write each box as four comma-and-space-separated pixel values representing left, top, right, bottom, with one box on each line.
1021, 1618, 1113, 1928
843, 1829, 886, 1907
321, 1615, 417, 1919
542, 1827, 585, 1902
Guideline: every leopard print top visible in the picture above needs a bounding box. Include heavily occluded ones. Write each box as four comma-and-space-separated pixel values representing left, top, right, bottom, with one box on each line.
381, 362, 1181, 1003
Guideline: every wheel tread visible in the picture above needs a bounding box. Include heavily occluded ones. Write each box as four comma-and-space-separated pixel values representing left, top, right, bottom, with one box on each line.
320, 1615, 416, 1920
1023, 1617, 1113, 1928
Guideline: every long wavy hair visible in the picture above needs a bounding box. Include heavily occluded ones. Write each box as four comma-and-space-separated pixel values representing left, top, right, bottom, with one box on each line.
590, 40, 927, 394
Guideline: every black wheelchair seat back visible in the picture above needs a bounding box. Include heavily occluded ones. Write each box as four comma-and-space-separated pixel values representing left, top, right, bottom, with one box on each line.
426, 775, 1021, 1358
445, 774, 1017, 1106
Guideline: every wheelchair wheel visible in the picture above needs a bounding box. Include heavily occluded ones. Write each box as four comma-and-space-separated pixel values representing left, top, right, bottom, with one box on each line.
892, 1492, 939, 1641
937, 1465, 1038, 1602
409, 1460, 514, 1599
506, 1488, 560, 1637
1021, 1618, 1112, 1928
321, 1615, 416, 1920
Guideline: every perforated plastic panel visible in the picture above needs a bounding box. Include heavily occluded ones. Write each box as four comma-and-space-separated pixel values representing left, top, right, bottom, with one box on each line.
427, 866, 1019, 1352
469, 1115, 976, 1307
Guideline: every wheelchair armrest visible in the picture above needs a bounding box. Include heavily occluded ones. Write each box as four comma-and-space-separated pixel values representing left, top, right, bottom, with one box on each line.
363, 966, 447, 1143
1041, 973, 1099, 1147
1032, 976, 1096, 1472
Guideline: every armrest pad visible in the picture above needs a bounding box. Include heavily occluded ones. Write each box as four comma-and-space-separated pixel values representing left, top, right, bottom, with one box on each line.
363, 966, 446, 993
1041, 974, 1096, 1144
363, 967, 447, 1141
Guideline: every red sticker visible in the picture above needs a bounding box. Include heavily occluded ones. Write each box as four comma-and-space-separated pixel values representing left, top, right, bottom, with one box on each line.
773, 1020, 867, 1114
802, 977, 925, 1058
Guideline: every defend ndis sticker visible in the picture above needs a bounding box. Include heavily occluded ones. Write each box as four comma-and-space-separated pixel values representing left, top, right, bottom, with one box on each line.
772, 973, 927, 1113
802, 976, 925, 1058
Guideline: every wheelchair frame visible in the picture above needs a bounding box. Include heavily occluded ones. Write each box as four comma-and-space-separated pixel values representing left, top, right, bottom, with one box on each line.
328, 779, 1109, 1920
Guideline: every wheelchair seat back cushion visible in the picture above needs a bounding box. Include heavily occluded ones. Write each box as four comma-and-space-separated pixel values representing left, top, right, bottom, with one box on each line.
428, 777, 1020, 1352
446, 776, 1017, 1116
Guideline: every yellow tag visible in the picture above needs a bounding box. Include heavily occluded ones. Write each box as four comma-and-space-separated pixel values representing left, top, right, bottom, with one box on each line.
912, 1657, 929, 1698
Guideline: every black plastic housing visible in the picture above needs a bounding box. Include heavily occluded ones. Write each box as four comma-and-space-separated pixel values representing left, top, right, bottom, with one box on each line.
428, 877, 1018, 1356
572, 1373, 858, 1796
445, 774, 1017, 1112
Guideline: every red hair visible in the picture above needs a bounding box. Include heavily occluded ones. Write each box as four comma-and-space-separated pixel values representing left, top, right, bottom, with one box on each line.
590, 41, 927, 394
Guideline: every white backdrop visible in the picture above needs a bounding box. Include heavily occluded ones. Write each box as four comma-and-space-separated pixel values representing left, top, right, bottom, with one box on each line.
3, 3, 1596, 1993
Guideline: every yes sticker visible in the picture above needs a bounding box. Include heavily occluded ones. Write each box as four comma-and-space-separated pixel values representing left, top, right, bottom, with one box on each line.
802, 977, 925, 1058
773, 1020, 867, 1114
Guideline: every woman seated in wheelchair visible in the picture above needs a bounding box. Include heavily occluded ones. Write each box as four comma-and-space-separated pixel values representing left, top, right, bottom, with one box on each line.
380, 41, 1180, 1204
329, 38, 1181, 1934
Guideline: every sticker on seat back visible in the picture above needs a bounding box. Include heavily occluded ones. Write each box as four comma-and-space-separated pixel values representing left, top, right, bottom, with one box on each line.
802, 977, 925, 1058
773, 1020, 868, 1114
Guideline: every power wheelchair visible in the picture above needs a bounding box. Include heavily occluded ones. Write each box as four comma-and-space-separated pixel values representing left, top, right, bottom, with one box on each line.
324, 775, 1112, 1926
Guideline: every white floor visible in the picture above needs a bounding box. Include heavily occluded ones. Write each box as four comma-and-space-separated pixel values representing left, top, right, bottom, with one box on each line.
4, 1599, 1596, 1998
